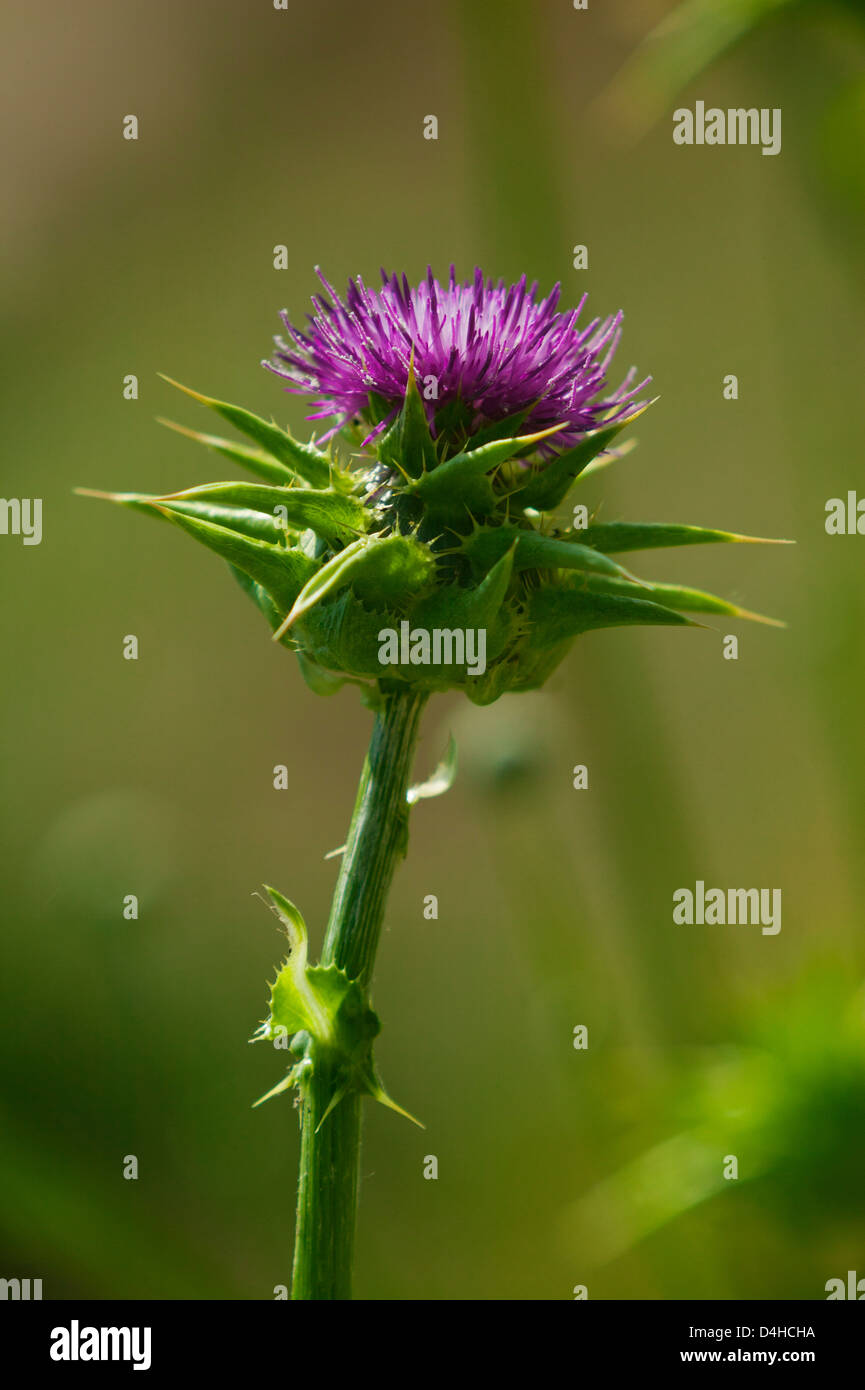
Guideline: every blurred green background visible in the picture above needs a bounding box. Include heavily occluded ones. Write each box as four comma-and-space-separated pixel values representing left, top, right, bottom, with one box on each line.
2, 0, 865, 1300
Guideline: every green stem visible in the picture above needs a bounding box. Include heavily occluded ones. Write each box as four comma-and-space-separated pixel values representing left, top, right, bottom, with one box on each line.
291, 687, 428, 1300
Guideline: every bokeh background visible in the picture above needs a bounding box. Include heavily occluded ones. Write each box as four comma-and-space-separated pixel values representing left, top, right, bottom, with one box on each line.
2, 0, 865, 1300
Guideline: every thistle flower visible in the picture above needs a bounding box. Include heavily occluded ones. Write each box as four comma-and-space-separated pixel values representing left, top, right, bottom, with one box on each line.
79, 267, 784, 709
77, 265, 788, 1300
265, 266, 648, 455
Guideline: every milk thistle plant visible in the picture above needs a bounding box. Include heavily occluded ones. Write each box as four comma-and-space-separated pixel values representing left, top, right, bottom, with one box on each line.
80, 266, 784, 1300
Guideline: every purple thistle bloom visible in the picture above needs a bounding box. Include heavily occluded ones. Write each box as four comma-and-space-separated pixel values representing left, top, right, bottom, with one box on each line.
265, 267, 650, 455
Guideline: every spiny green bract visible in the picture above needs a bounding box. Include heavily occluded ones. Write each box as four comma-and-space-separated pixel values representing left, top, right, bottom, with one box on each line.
78, 371, 789, 706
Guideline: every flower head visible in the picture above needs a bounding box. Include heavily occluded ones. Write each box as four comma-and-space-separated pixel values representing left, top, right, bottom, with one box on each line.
81, 265, 786, 710
265, 267, 649, 455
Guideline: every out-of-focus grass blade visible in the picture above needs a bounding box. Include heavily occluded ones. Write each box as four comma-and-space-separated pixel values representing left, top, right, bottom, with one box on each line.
562, 1132, 738, 1268
595, 0, 797, 141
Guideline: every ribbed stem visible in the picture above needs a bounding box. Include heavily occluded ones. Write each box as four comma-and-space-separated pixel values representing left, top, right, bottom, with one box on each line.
290, 688, 428, 1300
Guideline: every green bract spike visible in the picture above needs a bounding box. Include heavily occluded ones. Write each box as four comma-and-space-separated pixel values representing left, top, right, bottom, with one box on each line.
527, 583, 696, 649
295, 591, 401, 679
156, 482, 368, 545
275, 537, 377, 636
348, 534, 436, 608
513, 402, 655, 512
275, 534, 436, 638
74, 487, 172, 521
418, 426, 565, 490
251, 1070, 303, 1110
76, 486, 286, 544
579, 521, 795, 552
150, 496, 286, 543
412, 426, 564, 523
377, 360, 437, 478
462, 524, 641, 583
583, 573, 785, 626
230, 565, 296, 641
360, 1069, 425, 1129
75, 486, 317, 612
570, 437, 637, 485
158, 417, 308, 487
152, 507, 317, 614
159, 376, 337, 489
412, 541, 516, 633
462, 406, 533, 452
